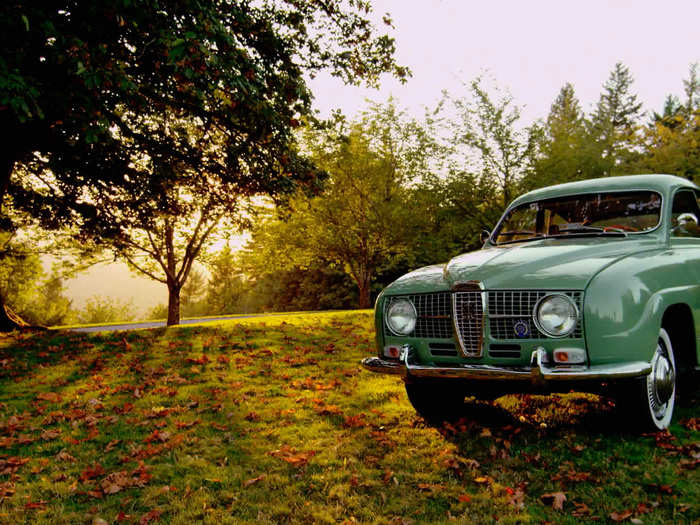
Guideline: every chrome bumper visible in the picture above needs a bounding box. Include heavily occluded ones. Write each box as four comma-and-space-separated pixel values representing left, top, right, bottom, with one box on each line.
361, 348, 651, 382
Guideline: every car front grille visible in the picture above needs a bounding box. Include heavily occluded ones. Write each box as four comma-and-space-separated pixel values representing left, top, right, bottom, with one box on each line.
383, 289, 584, 354
487, 290, 584, 340
384, 293, 453, 339
452, 291, 484, 357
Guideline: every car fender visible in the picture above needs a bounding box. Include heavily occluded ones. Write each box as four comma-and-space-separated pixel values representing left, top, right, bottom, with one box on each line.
585, 248, 700, 365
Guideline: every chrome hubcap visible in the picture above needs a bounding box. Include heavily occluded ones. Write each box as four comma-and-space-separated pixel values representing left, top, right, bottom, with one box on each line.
648, 342, 675, 419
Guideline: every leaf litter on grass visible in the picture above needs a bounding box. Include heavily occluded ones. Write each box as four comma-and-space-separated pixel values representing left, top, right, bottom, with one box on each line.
0, 311, 696, 524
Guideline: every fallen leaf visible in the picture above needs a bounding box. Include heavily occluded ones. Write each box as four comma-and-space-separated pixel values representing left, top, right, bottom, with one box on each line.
610, 510, 634, 522
245, 412, 260, 422
105, 439, 121, 452
80, 463, 105, 482
24, 499, 47, 510
572, 501, 592, 517
540, 491, 567, 510
243, 475, 266, 487
41, 429, 61, 441
139, 509, 162, 524
268, 445, 316, 467
36, 392, 61, 403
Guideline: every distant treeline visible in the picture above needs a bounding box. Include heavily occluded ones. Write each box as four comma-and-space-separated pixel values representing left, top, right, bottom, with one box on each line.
4, 62, 699, 324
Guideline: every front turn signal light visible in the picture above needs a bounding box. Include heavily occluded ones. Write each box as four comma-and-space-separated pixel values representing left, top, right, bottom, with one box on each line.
553, 348, 585, 364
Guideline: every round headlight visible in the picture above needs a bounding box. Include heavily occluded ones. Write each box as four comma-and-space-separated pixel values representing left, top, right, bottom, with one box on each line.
386, 298, 417, 335
534, 294, 578, 338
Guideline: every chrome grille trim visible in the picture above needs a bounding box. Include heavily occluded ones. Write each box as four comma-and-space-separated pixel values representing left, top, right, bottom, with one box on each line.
487, 290, 584, 339
383, 293, 453, 339
383, 289, 584, 349
452, 291, 484, 357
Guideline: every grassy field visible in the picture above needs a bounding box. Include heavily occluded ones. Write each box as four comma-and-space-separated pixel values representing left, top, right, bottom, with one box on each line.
0, 311, 697, 524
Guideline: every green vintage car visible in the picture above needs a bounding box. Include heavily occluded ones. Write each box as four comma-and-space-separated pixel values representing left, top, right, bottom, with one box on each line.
362, 174, 700, 430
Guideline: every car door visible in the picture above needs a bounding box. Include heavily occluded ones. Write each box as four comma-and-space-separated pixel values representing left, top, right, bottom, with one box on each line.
669, 188, 700, 365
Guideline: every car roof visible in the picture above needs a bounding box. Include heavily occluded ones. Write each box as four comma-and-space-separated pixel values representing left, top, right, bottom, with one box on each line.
511, 174, 699, 208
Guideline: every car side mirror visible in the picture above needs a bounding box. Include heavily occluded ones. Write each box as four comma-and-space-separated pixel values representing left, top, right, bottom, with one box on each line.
480, 229, 491, 244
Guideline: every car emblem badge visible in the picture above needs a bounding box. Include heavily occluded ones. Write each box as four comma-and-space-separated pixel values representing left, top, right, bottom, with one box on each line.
463, 302, 476, 322
513, 320, 530, 338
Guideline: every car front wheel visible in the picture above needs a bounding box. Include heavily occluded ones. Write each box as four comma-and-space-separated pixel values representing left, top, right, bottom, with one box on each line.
622, 327, 677, 431
404, 379, 466, 422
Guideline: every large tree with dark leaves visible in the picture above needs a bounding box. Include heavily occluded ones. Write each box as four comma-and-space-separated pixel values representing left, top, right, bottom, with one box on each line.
0, 0, 407, 329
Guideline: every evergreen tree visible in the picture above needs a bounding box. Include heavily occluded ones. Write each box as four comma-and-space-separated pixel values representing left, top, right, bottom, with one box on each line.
589, 62, 643, 173
684, 63, 700, 114
526, 83, 592, 189
180, 268, 207, 317
204, 245, 248, 315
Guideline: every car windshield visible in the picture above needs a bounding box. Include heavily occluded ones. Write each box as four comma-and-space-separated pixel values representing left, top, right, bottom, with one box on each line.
493, 191, 662, 245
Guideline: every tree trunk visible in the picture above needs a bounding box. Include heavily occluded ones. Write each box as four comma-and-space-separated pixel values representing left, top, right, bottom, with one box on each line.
357, 278, 371, 309
167, 285, 181, 326
0, 290, 30, 332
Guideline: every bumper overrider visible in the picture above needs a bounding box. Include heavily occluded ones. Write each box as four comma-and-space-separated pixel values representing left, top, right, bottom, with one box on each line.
361, 346, 652, 383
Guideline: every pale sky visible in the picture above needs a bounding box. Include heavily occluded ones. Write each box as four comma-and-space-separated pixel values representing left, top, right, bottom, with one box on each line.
63, 0, 700, 315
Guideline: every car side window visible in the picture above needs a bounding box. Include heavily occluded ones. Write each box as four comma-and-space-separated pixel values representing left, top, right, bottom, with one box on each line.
670, 190, 700, 238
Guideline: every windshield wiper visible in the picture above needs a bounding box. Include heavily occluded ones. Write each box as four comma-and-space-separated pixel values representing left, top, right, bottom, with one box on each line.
554, 225, 627, 237
496, 235, 549, 246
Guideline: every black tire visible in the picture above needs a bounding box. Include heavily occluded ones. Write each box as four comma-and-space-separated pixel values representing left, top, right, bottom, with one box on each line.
617, 327, 677, 431
404, 379, 466, 422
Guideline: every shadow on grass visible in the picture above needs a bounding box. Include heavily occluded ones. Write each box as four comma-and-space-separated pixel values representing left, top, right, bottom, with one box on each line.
419, 381, 699, 443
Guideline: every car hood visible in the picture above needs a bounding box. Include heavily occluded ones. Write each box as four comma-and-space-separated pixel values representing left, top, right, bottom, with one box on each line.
385, 237, 661, 294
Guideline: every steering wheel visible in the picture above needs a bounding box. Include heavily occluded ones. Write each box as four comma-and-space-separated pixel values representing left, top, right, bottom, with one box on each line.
603, 224, 639, 232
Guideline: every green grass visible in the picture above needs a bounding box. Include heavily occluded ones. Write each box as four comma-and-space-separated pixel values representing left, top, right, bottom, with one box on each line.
0, 311, 697, 524
51, 308, 335, 330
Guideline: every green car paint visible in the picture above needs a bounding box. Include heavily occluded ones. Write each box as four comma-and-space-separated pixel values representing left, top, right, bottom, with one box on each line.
372, 174, 700, 373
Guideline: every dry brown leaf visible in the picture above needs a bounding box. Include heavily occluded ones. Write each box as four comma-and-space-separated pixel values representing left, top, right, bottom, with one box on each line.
609, 509, 634, 522
540, 491, 567, 510
243, 475, 266, 487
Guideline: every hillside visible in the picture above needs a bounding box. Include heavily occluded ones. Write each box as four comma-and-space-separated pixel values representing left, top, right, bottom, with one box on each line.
0, 312, 698, 524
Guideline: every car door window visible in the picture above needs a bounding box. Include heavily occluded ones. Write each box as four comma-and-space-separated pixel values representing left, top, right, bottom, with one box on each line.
671, 190, 700, 238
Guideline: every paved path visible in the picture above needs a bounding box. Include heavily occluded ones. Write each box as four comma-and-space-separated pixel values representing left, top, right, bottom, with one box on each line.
70, 312, 295, 333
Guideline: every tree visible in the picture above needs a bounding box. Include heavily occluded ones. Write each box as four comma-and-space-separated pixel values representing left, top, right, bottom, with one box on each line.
77, 296, 135, 325
0, 1, 408, 329
683, 63, 699, 113
30, 275, 75, 327
588, 62, 643, 173
79, 109, 262, 326
444, 76, 541, 207
244, 108, 425, 308
525, 83, 606, 190
180, 268, 207, 318
202, 245, 249, 315
0, 230, 75, 326
629, 64, 700, 182
408, 172, 501, 264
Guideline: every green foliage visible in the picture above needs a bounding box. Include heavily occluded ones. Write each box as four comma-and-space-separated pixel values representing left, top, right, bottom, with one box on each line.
630, 109, 700, 182
443, 76, 541, 206
0, 230, 75, 327
588, 62, 643, 174
244, 102, 429, 308
245, 264, 358, 313
201, 245, 252, 315
77, 296, 135, 325
180, 268, 208, 318
2, 0, 407, 238
24, 275, 76, 327
524, 83, 604, 190
2, 1, 407, 326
